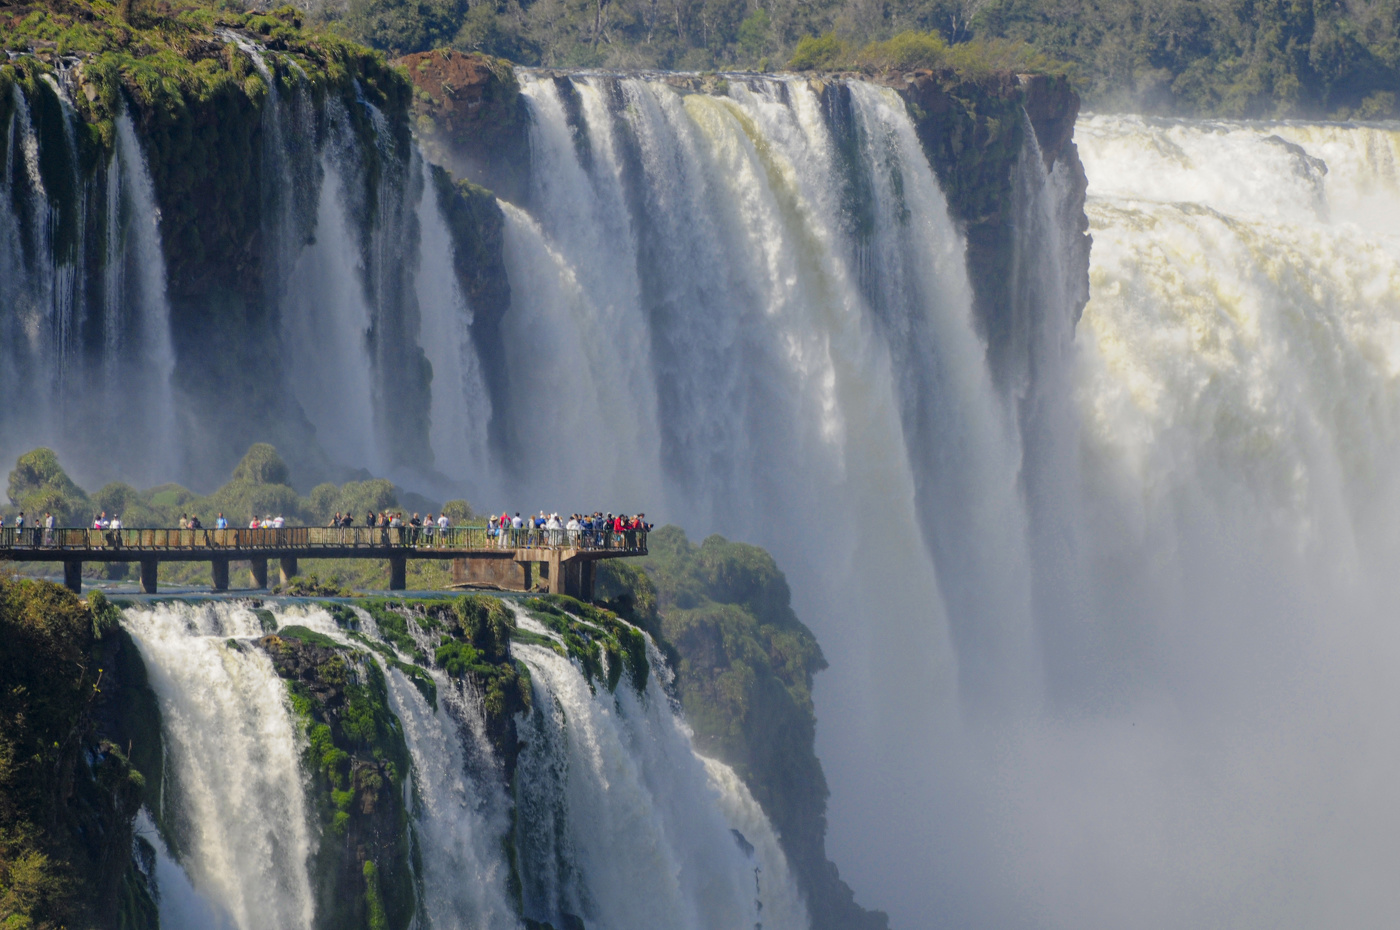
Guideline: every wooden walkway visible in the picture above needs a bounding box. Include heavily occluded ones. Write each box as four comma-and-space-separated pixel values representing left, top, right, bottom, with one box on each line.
0, 526, 647, 596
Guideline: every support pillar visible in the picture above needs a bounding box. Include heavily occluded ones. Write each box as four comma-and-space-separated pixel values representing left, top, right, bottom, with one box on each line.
63, 560, 82, 594
521, 561, 533, 592
547, 551, 563, 595
140, 558, 158, 595
211, 558, 229, 592
555, 560, 578, 598
389, 556, 407, 591
250, 558, 268, 589
279, 557, 299, 587
580, 560, 595, 602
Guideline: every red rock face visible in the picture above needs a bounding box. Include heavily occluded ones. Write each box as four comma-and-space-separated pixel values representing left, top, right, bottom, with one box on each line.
397, 50, 507, 136
396, 49, 530, 203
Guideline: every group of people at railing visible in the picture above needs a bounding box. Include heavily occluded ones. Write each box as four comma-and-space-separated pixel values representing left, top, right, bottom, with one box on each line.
2, 508, 651, 551
487, 511, 650, 550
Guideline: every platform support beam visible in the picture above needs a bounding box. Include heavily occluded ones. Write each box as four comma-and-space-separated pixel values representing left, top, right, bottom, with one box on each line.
140, 559, 158, 594
64, 560, 82, 594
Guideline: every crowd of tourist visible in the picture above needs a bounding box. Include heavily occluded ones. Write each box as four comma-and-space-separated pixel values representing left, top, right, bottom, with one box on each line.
2, 507, 651, 551
487, 511, 650, 549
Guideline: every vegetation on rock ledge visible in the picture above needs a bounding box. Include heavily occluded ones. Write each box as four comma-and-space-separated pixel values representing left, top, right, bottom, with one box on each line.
0, 579, 159, 930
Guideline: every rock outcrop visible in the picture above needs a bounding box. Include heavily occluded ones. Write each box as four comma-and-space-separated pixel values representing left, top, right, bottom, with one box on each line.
398, 50, 531, 205
894, 69, 1091, 387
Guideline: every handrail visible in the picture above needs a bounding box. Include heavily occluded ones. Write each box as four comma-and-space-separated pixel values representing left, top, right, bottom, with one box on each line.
0, 525, 648, 554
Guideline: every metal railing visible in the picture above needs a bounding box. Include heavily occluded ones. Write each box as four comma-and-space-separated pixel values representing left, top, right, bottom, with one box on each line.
0, 525, 648, 553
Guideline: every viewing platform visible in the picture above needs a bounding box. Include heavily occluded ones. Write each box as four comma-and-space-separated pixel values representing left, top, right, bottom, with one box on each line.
0, 526, 647, 598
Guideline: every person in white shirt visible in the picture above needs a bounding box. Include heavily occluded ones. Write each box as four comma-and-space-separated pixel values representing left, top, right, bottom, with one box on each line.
272, 515, 285, 529
566, 516, 581, 547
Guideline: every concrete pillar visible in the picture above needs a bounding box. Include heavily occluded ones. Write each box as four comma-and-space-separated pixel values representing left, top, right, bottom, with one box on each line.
580, 560, 595, 602
560, 560, 582, 599
140, 559, 158, 595
279, 557, 299, 587
521, 561, 533, 592
547, 551, 563, 594
63, 560, 82, 594
389, 556, 407, 591
250, 558, 268, 589
211, 558, 229, 592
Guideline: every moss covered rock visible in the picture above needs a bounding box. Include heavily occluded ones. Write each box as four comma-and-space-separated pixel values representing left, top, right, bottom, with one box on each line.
0, 579, 160, 930
258, 631, 417, 930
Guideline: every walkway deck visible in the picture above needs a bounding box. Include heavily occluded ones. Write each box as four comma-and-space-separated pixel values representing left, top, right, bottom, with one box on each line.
0, 526, 646, 597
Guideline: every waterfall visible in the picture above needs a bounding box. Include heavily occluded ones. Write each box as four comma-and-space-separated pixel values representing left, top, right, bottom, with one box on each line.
486, 74, 1041, 922
121, 602, 317, 930
513, 640, 809, 930
382, 664, 519, 929
0, 82, 177, 488
110, 112, 179, 480
117, 598, 806, 929
878, 116, 1400, 929
417, 159, 493, 487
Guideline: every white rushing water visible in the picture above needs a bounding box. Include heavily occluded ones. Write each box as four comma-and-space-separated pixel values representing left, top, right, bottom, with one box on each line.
417, 159, 493, 485
514, 640, 810, 930
383, 664, 519, 929
119, 598, 807, 930
121, 602, 316, 930
0, 86, 177, 487
892, 116, 1400, 930
483, 74, 1021, 926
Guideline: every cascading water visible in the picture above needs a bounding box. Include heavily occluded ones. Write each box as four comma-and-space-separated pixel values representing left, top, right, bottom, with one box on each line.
482, 83, 1400, 928
119, 598, 807, 930
382, 664, 519, 929
12, 37, 1400, 924
0, 82, 177, 488
484, 73, 1036, 923
513, 640, 809, 930
416, 159, 493, 487
121, 602, 317, 930
887, 116, 1400, 929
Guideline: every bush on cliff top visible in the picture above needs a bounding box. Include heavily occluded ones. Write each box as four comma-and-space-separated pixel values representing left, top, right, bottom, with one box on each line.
1, 0, 408, 150
788, 29, 1071, 78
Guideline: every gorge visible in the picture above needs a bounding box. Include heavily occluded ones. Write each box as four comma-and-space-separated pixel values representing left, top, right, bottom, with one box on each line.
6, 4, 1400, 928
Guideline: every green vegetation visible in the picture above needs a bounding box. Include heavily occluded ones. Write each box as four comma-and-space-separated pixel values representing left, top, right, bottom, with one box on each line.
2, 444, 475, 531
789, 28, 1068, 76
251, 0, 1399, 117
0, 1, 407, 151
977, 0, 1400, 117
0, 578, 159, 929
